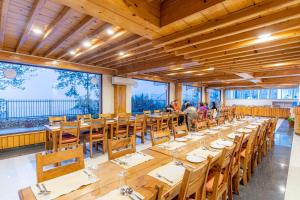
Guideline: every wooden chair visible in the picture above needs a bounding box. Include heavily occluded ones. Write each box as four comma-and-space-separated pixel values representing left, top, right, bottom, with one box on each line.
76, 114, 92, 122
99, 113, 115, 119
85, 118, 107, 158
228, 134, 245, 200
143, 110, 151, 115
178, 157, 213, 200
207, 118, 217, 128
58, 121, 80, 151
154, 110, 161, 114
131, 114, 146, 143
173, 124, 188, 139
46, 116, 67, 150
169, 113, 179, 131
107, 136, 136, 160
160, 113, 170, 130
112, 116, 130, 139
36, 145, 84, 183
206, 145, 236, 200
196, 119, 208, 131
252, 124, 266, 172
267, 118, 278, 150
258, 121, 269, 164
150, 129, 171, 146
117, 112, 131, 118
240, 128, 258, 185
217, 116, 225, 126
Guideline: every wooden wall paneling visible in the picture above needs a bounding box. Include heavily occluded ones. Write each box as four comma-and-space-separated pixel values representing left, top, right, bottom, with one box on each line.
114, 84, 127, 114
175, 83, 182, 107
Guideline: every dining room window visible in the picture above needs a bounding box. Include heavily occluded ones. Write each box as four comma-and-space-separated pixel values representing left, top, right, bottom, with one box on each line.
182, 84, 201, 107
131, 79, 169, 114
0, 61, 102, 132
208, 89, 221, 105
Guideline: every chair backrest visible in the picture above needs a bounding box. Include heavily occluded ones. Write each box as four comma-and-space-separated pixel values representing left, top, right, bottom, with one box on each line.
76, 114, 92, 122
244, 128, 259, 161
231, 134, 245, 171
217, 116, 225, 125
100, 113, 115, 119
143, 110, 151, 115
36, 145, 84, 183
90, 118, 106, 138
107, 136, 136, 160
207, 118, 217, 128
114, 116, 130, 138
133, 114, 145, 132
173, 124, 188, 138
178, 157, 213, 200
160, 113, 170, 130
150, 129, 171, 146
196, 119, 207, 131
154, 110, 161, 114
209, 145, 236, 199
117, 112, 131, 118
48, 116, 66, 125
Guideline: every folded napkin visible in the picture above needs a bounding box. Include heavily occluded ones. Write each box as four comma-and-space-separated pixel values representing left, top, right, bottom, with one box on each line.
31, 169, 98, 200
111, 152, 154, 169
148, 162, 185, 186
187, 147, 220, 158
96, 187, 144, 200
157, 141, 187, 151
227, 132, 242, 139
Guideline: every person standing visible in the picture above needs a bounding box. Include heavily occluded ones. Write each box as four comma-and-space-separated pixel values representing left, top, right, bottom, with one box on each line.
183, 103, 198, 130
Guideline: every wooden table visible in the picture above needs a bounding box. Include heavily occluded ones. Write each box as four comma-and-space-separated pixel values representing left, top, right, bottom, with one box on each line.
19, 117, 265, 200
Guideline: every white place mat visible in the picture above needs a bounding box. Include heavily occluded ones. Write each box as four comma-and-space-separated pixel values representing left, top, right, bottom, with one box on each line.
148, 162, 185, 186
187, 147, 220, 158
189, 131, 205, 136
157, 141, 187, 150
211, 139, 233, 147
31, 169, 98, 200
227, 132, 242, 139
111, 152, 154, 169
45, 125, 60, 130
245, 125, 258, 129
200, 129, 219, 135
237, 128, 252, 133
96, 187, 144, 200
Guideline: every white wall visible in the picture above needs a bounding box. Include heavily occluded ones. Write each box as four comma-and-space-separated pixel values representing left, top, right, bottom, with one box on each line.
226, 99, 273, 106
102, 74, 114, 113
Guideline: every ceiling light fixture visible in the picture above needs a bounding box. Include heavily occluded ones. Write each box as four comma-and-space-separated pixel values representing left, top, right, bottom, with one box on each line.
172, 67, 183, 70
69, 50, 76, 55
256, 33, 273, 42
203, 67, 214, 71
273, 63, 285, 67
167, 73, 177, 76
82, 40, 92, 48
106, 28, 115, 35
119, 51, 125, 56
196, 73, 204, 76
32, 28, 43, 35
183, 71, 194, 74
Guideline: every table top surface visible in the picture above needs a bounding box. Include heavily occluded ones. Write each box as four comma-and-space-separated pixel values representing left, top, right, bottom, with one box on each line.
19, 117, 265, 200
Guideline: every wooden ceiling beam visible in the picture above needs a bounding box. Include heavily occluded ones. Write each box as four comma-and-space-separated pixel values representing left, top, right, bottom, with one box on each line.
175, 18, 300, 56
75, 34, 145, 63
44, 15, 93, 57
154, 0, 300, 46
57, 23, 112, 59
262, 76, 300, 84
117, 56, 193, 75
31, 7, 71, 55
161, 0, 225, 26
52, 0, 161, 38
0, 49, 115, 75
178, 74, 242, 83
0, 0, 9, 48
87, 39, 153, 64
165, 5, 300, 52
254, 69, 300, 78
15, 0, 47, 52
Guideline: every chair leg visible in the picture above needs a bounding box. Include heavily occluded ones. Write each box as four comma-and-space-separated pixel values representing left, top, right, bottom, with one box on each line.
102, 140, 107, 153
141, 132, 145, 144
234, 173, 240, 195
247, 161, 252, 182
228, 175, 233, 200
89, 141, 93, 158
222, 190, 227, 200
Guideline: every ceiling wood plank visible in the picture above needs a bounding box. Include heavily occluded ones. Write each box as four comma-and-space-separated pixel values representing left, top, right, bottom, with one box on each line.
15, 0, 47, 52
154, 0, 300, 46
31, 6, 71, 55
0, 0, 9, 48
161, 0, 225, 26
165, 5, 300, 51
44, 15, 93, 57
254, 69, 300, 78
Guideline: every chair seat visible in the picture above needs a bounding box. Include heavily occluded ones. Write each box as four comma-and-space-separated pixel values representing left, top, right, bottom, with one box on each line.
60, 133, 78, 144
206, 174, 224, 193
86, 131, 104, 139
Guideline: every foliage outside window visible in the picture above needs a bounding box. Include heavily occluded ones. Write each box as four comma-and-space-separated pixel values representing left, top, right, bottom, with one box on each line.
182, 85, 201, 107
0, 62, 101, 130
131, 79, 169, 114
208, 89, 221, 105
225, 87, 299, 100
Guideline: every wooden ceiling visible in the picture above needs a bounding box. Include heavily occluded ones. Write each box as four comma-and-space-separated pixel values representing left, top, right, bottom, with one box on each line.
1, 0, 300, 89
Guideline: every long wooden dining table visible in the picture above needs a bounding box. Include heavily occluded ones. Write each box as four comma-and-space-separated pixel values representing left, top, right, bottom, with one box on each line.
19, 117, 267, 200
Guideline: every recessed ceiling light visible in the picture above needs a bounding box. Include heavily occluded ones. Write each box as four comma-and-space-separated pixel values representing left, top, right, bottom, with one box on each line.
32, 28, 43, 35
119, 51, 125, 56
183, 71, 194, 74
274, 63, 284, 66
167, 73, 177, 76
82, 40, 92, 48
203, 67, 214, 71
196, 73, 204, 76
52, 60, 59, 65
258, 33, 272, 39
69, 50, 76, 55
172, 67, 183, 70
106, 28, 115, 35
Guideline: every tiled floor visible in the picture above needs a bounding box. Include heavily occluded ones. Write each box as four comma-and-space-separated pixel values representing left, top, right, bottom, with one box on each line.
0, 119, 294, 200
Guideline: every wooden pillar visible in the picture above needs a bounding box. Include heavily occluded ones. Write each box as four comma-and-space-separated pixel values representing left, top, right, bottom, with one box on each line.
114, 85, 127, 114
175, 83, 182, 106
221, 89, 226, 106
205, 88, 209, 103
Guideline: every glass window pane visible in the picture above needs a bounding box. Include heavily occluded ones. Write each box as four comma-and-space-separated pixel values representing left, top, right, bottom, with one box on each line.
209, 89, 221, 105
0, 61, 102, 130
270, 89, 278, 99
131, 79, 169, 114
259, 89, 269, 99
182, 85, 201, 107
